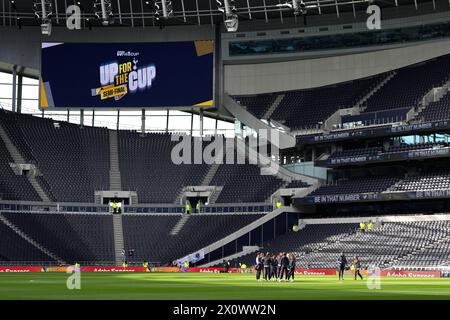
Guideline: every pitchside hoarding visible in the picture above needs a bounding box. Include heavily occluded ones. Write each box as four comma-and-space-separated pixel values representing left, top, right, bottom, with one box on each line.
0, 267, 443, 277
40, 41, 214, 109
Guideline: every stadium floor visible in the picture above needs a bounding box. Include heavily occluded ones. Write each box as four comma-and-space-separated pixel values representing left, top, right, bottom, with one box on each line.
0, 273, 449, 300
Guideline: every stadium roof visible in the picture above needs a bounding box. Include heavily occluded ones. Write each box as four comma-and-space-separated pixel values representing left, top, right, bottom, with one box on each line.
0, 0, 443, 28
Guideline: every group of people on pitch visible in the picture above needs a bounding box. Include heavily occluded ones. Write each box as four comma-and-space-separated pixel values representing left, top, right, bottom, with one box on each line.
338, 252, 364, 281
254, 251, 364, 282
255, 252, 297, 282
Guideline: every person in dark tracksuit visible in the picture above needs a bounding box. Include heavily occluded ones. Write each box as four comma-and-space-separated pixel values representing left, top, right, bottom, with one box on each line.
287, 253, 296, 281
263, 253, 271, 281
338, 252, 348, 280
280, 253, 289, 281
276, 254, 283, 280
223, 260, 230, 273
270, 255, 278, 281
276, 255, 281, 279
353, 256, 363, 280
255, 253, 263, 281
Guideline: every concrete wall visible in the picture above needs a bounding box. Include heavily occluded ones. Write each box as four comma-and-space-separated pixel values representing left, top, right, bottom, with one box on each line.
224, 38, 450, 95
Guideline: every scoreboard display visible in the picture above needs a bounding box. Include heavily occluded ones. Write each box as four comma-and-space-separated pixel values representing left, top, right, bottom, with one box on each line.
40, 41, 214, 109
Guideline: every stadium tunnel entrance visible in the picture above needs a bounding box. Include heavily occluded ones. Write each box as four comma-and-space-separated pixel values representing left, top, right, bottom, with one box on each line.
186, 196, 208, 212
282, 195, 293, 206
103, 197, 129, 205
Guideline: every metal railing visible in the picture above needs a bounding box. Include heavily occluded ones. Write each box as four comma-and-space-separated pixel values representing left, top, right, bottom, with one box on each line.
0, 200, 274, 215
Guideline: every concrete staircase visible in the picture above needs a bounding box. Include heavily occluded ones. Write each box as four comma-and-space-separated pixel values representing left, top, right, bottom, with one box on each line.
320, 72, 396, 131
223, 94, 296, 149
174, 189, 185, 205
266, 180, 290, 202
207, 186, 223, 204
410, 77, 450, 121
434, 82, 450, 101
201, 138, 224, 187
262, 94, 285, 120
170, 215, 191, 236
130, 193, 138, 205
234, 136, 320, 185
0, 125, 25, 163
294, 182, 322, 198
109, 130, 122, 191
0, 122, 51, 202
357, 71, 397, 112
179, 206, 298, 263
112, 213, 125, 265
199, 246, 261, 267
27, 176, 51, 202
201, 163, 221, 186
0, 213, 65, 264
384, 173, 408, 192
94, 193, 102, 205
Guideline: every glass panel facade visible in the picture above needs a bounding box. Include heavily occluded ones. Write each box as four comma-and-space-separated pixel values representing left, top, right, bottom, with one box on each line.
229, 22, 450, 57
0, 71, 233, 135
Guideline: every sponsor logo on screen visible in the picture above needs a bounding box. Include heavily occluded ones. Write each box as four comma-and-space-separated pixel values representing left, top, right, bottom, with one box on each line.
117, 51, 140, 57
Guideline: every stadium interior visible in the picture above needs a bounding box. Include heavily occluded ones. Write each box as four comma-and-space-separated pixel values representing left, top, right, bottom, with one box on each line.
0, 0, 450, 282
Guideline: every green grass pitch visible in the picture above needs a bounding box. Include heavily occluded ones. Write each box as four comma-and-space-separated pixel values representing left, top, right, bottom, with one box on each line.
0, 272, 449, 300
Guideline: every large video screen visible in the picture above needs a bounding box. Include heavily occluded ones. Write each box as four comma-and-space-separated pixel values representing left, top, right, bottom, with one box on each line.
40, 41, 214, 109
